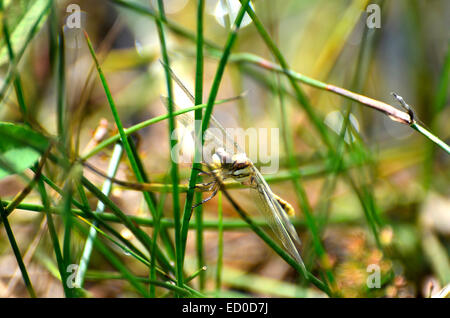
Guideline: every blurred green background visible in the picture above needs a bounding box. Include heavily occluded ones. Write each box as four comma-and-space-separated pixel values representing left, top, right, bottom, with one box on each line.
0, 0, 449, 298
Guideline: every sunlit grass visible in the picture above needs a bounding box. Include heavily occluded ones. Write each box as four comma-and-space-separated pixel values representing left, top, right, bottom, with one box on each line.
0, 0, 449, 298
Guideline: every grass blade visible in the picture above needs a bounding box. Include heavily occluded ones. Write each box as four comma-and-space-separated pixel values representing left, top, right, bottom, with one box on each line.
36, 178, 72, 297
0, 199, 36, 297
180, 0, 205, 291
75, 143, 123, 288
215, 192, 223, 293
0, 0, 51, 103
154, 0, 183, 291
83, 31, 164, 263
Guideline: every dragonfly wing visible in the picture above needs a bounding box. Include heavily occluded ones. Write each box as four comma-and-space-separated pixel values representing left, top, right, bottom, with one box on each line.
160, 62, 244, 155
251, 168, 304, 267
160, 96, 228, 152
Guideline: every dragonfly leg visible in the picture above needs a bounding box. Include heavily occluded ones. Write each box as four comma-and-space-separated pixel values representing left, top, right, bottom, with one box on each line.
191, 185, 219, 210
192, 180, 216, 191
188, 165, 216, 191
192, 166, 212, 176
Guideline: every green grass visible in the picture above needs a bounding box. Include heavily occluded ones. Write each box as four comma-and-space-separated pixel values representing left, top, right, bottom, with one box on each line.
0, 199, 36, 297
0, 0, 449, 298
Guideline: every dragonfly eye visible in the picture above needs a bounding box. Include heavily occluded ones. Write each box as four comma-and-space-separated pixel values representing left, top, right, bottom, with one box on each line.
232, 170, 251, 182
231, 153, 251, 169
232, 166, 251, 179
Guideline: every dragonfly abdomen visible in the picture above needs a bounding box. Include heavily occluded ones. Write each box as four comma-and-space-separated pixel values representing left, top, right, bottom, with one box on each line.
273, 194, 295, 216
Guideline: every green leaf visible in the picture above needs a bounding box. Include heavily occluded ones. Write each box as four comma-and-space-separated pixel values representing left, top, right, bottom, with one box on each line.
0, 122, 49, 179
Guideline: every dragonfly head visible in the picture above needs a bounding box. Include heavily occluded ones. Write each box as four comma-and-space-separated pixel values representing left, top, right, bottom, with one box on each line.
230, 153, 253, 183
211, 148, 253, 183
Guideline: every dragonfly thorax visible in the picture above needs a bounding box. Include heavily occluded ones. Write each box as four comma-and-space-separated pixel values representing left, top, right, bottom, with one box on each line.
211, 147, 254, 184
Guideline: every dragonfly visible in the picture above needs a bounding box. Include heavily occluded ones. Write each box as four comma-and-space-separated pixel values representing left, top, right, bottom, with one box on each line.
161, 63, 305, 269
